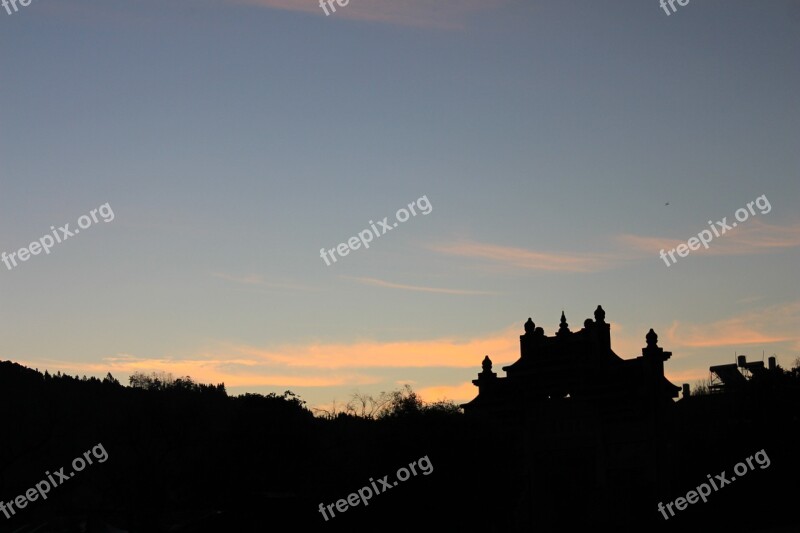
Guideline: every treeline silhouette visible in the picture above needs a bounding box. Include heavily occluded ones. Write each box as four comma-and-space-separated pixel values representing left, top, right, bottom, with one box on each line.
2, 359, 800, 532
0, 362, 478, 532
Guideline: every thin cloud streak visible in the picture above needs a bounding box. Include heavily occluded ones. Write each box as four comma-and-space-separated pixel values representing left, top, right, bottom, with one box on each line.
12, 316, 663, 392
16, 355, 381, 388
618, 219, 800, 258
227, 328, 522, 369
212, 272, 321, 292
417, 381, 477, 403
665, 301, 800, 350
429, 219, 800, 275
231, 0, 509, 29
11, 324, 527, 390
344, 276, 498, 295
18, 306, 791, 395
665, 368, 710, 385
431, 240, 615, 272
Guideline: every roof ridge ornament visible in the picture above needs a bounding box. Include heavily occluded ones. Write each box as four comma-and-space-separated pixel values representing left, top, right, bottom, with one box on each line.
594, 305, 606, 324
557, 311, 570, 337
646, 328, 658, 348
524, 318, 535, 335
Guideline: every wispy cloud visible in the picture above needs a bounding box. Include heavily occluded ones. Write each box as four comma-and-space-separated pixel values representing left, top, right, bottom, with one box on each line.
212, 272, 320, 292
607, 321, 652, 359
14, 310, 663, 394
343, 276, 498, 295
22, 354, 380, 388
417, 381, 476, 403
21, 305, 793, 396
227, 327, 522, 369
665, 368, 710, 385
429, 220, 800, 274
618, 219, 800, 258
231, 0, 509, 29
430, 240, 615, 273
665, 301, 800, 350
14, 324, 525, 390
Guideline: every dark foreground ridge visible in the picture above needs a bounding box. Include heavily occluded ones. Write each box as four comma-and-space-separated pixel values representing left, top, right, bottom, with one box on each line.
2, 306, 799, 532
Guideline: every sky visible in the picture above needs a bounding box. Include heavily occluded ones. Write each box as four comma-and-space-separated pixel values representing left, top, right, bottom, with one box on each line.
1, 0, 798, 411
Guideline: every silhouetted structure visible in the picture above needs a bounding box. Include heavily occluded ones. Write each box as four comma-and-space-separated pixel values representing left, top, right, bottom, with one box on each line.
462, 306, 682, 529
2, 308, 799, 533
463, 305, 680, 414
708, 354, 778, 393
456, 306, 800, 531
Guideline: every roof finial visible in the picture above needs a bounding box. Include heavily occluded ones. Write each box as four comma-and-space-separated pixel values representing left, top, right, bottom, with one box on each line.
557, 310, 570, 337
524, 318, 535, 335
478, 355, 498, 380
594, 305, 606, 324
646, 328, 658, 347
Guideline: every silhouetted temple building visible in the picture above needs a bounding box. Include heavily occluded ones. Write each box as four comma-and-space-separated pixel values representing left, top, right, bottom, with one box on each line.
463, 305, 680, 414
462, 306, 681, 529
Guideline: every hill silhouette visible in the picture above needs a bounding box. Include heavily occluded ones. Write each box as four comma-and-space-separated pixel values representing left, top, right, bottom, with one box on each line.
1, 310, 799, 532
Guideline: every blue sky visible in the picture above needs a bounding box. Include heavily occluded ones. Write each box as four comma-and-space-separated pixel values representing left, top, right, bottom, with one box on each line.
1, 0, 798, 409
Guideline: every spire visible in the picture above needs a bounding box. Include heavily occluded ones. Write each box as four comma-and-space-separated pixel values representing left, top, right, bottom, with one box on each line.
557, 311, 571, 337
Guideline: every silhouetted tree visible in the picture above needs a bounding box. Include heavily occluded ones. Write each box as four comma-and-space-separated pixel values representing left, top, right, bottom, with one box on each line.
103, 372, 121, 386
423, 399, 463, 416
345, 390, 392, 419
129, 371, 175, 390
692, 375, 713, 396
379, 384, 423, 418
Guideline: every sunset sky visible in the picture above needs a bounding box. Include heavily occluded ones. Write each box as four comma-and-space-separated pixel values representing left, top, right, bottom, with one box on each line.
1, 0, 798, 411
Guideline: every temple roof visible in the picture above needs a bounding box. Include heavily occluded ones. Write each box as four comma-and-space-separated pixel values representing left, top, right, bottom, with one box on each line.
462, 306, 681, 411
